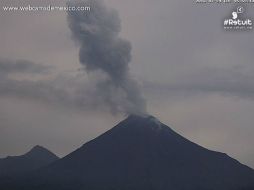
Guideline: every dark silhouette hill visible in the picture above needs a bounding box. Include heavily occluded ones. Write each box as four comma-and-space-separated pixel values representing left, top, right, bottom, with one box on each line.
1, 115, 254, 190
0, 145, 59, 177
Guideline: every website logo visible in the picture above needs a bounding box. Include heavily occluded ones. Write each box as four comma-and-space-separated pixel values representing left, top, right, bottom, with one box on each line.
224, 6, 252, 31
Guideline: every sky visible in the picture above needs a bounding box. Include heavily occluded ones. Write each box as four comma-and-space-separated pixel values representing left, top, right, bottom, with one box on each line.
0, 0, 254, 168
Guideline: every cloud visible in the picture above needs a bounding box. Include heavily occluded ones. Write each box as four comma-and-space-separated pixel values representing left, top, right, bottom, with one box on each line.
0, 58, 79, 109
0, 59, 50, 74
144, 64, 254, 100
0, 58, 143, 113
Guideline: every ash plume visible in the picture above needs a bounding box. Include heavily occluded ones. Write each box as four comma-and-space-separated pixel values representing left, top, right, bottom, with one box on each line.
67, 0, 146, 115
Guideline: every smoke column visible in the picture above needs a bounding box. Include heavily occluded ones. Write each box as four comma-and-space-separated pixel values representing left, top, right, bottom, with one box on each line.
67, 0, 146, 115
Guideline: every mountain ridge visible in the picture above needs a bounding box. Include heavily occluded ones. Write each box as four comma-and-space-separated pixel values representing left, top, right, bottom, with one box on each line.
1, 115, 254, 190
0, 145, 59, 178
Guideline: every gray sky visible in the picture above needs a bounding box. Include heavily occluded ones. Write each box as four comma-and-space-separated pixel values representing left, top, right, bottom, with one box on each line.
0, 0, 254, 168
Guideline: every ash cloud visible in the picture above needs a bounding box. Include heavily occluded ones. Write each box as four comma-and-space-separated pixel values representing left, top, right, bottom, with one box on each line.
67, 0, 146, 115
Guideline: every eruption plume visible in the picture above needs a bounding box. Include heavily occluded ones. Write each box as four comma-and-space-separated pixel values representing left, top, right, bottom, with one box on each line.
67, 0, 146, 115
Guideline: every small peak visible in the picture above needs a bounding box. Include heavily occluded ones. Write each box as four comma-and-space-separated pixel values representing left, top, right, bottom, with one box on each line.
26, 145, 59, 159
26, 145, 49, 156
30, 145, 47, 152
33, 145, 44, 149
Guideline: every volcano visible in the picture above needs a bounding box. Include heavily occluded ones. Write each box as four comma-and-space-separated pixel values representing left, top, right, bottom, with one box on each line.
1, 115, 254, 190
